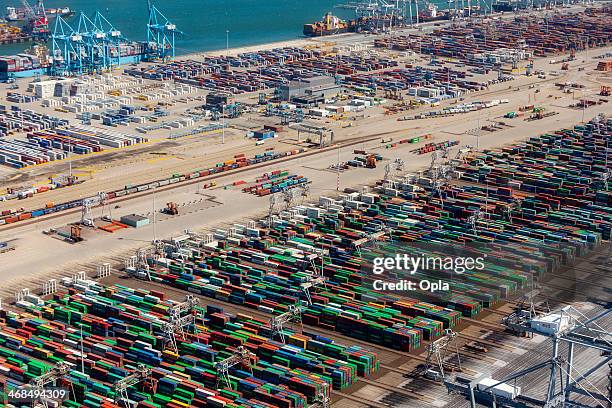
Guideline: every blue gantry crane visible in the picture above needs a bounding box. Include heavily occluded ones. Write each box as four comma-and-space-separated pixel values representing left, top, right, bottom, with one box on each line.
76, 12, 106, 73
91, 11, 125, 69
146, 0, 181, 61
51, 11, 127, 75
51, 2, 180, 75
51, 15, 84, 75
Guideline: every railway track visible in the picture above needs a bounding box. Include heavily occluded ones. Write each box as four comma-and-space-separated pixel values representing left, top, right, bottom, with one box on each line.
357, 377, 436, 403
0, 129, 412, 233
331, 390, 388, 408
456, 332, 516, 352
462, 317, 505, 332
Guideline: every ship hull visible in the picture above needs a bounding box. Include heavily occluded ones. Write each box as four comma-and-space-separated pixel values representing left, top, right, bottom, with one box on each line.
303, 26, 350, 37
0, 53, 145, 80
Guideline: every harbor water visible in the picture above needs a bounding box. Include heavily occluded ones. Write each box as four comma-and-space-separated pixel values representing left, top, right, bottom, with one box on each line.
0, 0, 358, 56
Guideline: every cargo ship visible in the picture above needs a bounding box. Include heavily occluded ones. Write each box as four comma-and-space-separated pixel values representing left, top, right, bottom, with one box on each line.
5, 6, 73, 22
304, 12, 410, 37
492, 0, 520, 12
412, 5, 450, 23
45, 7, 74, 17
303, 12, 353, 37
0, 45, 48, 80
0, 23, 31, 45
0, 42, 147, 80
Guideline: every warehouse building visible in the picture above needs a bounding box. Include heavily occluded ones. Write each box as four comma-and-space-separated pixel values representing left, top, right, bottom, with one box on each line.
120, 214, 150, 228
277, 75, 343, 102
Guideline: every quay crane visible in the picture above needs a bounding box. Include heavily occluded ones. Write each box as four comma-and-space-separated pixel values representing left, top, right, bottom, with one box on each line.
21, 0, 49, 38
146, 0, 182, 61
51, 1, 180, 75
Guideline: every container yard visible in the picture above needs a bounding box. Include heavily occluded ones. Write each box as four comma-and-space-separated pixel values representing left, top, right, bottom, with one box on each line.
0, 2, 609, 408
0, 113, 608, 408
373, 7, 612, 61
0, 126, 149, 169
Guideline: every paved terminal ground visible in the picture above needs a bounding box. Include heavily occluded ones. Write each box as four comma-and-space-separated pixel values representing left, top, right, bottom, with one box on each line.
0, 7, 609, 213
0, 44, 610, 288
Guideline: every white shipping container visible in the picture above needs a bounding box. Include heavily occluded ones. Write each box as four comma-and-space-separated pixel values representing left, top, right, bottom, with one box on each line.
531, 313, 571, 335
477, 378, 521, 400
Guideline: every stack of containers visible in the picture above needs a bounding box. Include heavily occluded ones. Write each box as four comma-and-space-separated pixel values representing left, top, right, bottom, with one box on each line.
242, 170, 310, 196
0, 283, 378, 407
141, 117, 610, 355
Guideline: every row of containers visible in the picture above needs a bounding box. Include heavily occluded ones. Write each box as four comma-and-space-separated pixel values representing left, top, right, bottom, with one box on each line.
341, 66, 494, 98
0, 53, 46, 73
0, 148, 307, 226
412, 140, 459, 155
373, 8, 612, 62
125, 47, 398, 95
6, 92, 40, 104
0, 118, 608, 405
133, 117, 610, 357
241, 170, 310, 197
0, 105, 67, 138
0, 280, 378, 407
124, 8, 612, 98
0, 126, 148, 169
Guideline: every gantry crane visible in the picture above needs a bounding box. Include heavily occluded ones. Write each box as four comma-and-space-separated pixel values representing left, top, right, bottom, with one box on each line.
352, 230, 388, 257
450, 306, 612, 408
21, 0, 49, 37
162, 295, 200, 352
51, 15, 83, 75
503, 198, 522, 224
383, 158, 405, 188
281, 184, 311, 211
467, 208, 484, 236
503, 290, 550, 338
269, 304, 304, 343
423, 329, 462, 381
125, 244, 161, 281
267, 193, 278, 228
81, 192, 111, 227
425, 148, 457, 204
454, 145, 473, 163
28, 361, 72, 408
310, 383, 331, 408
51, 9, 126, 75
289, 123, 334, 148
300, 253, 329, 305
146, 0, 182, 61
113, 364, 152, 406
601, 169, 611, 191
215, 346, 256, 389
